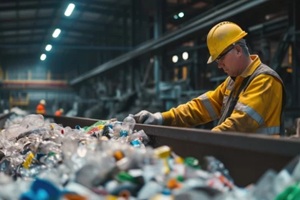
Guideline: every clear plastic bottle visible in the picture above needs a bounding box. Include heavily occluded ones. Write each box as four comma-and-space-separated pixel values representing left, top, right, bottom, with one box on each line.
20, 114, 45, 129
122, 114, 136, 134
129, 130, 149, 146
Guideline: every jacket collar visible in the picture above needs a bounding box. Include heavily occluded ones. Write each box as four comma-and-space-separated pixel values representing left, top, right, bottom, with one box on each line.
240, 55, 261, 78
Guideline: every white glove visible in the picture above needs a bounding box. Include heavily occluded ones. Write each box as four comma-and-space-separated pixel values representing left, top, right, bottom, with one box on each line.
133, 110, 163, 125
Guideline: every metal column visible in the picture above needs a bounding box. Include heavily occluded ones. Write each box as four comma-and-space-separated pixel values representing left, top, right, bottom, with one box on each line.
153, 0, 166, 98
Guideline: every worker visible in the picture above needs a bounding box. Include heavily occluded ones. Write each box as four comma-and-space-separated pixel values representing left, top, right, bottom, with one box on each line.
134, 21, 286, 136
36, 99, 46, 115
54, 108, 64, 116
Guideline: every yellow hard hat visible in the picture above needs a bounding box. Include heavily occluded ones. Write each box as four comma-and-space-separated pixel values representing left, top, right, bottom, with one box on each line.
207, 21, 247, 64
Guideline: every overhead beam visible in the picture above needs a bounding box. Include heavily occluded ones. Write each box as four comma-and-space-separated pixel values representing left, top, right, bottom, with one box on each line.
248, 15, 288, 33
0, 43, 131, 51
0, 2, 58, 12
70, 0, 269, 85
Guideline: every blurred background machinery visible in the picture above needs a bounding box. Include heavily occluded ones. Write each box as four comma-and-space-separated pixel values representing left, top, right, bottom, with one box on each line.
0, 0, 299, 132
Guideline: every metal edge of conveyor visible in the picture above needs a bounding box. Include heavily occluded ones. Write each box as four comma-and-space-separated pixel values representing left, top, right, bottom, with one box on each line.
0, 112, 12, 121
0, 112, 12, 129
49, 115, 99, 128
135, 124, 300, 157
50, 115, 300, 158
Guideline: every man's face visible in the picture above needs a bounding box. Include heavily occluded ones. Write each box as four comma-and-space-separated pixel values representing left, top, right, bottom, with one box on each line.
216, 45, 243, 77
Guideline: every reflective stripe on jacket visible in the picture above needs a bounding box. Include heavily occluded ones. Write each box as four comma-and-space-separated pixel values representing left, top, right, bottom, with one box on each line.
161, 55, 284, 134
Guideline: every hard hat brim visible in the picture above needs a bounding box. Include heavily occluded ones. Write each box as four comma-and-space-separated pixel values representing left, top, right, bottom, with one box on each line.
207, 56, 214, 64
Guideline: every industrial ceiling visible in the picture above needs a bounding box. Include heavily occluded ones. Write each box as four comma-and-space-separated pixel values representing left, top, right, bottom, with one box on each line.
0, 0, 291, 79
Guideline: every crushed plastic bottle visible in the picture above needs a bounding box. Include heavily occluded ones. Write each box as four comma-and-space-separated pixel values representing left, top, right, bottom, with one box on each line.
20, 114, 45, 129
203, 156, 233, 183
123, 114, 136, 132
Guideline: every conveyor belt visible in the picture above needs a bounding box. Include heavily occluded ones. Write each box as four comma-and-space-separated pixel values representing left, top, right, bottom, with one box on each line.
2, 114, 299, 187
51, 115, 300, 187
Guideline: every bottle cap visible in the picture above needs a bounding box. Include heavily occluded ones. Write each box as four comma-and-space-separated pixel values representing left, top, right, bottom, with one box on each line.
113, 150, 125, 161
116, 172, 136, 184
130, 139, 141, 147
20, 178, 61, 200
154, 146, 171, 159
23, 152, 35, 169
184, 157, 200, 168
119, 130, 128, 137
161, 188, 172, 195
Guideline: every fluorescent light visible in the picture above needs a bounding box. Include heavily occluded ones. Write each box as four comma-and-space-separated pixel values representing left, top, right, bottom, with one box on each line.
64, 3, 75, 17
182, 52, 189, 60
40, 54, 46, 61
45, 44, 52, 51
172, 55, 178, 63
178, 12, 184, 18
52, 28, 61, 38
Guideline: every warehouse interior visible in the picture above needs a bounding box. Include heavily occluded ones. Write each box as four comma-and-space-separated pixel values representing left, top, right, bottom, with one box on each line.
1, 1, 300, 199
0, 0, 299, 133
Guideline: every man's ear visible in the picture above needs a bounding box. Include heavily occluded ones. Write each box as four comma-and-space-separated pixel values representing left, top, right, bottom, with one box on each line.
235, 45, 242, 54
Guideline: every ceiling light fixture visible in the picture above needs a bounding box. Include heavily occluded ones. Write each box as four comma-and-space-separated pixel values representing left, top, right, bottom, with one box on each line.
52, 28, 61, 38
64, 3, 75, 17
178, 12, 184, 18
172, 55, 178, 63
45, 44, 52, 51
40, 54, 47, 61
182, 52, 189, 60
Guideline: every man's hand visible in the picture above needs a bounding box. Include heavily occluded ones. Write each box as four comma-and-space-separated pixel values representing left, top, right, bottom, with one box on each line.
133, 110, 163, 125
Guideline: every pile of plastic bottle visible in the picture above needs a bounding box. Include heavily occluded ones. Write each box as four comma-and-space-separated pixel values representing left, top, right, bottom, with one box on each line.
0, 113, 299, 200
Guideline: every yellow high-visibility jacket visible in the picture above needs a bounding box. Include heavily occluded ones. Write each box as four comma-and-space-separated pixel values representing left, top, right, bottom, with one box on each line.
162, 55, 285, 135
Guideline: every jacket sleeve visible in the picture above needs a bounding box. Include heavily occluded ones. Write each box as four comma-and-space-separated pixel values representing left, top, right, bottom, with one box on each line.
161, 79, 228, 127
212, 74, 283, 133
